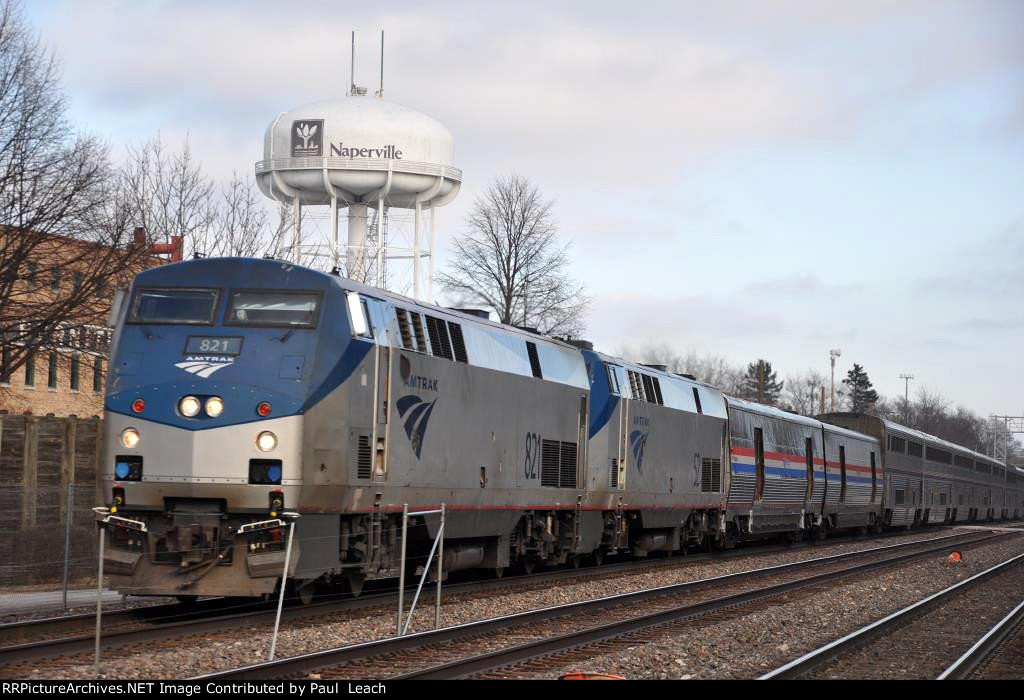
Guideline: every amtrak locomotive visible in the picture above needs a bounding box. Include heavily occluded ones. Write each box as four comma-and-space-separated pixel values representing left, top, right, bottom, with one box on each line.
100, 258, 1024, 598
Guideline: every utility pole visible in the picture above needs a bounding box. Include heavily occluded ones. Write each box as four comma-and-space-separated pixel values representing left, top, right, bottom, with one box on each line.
829, 349, 842, 412
899, 373, 914, 424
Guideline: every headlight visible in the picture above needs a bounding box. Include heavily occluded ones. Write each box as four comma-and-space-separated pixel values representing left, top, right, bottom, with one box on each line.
257, 431, 278, 452
205, 396, 224, 417
179, 396, 201, 417
120, 428, 140, 449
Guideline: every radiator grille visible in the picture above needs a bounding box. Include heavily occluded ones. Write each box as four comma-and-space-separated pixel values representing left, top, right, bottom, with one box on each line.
701, 457, 721, 492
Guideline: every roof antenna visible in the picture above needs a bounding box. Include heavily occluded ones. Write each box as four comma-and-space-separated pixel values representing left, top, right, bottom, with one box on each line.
376, 30, 384, 98
349, 31, 367, 96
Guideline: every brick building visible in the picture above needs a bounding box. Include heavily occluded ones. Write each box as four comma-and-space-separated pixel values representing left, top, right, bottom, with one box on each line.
0, 228, 162, 417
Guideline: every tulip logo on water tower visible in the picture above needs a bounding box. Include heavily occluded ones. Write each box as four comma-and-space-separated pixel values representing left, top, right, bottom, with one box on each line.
291, 119, 324, 156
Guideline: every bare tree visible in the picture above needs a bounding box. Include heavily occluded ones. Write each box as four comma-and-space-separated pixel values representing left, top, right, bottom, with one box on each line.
618, 343, 743, 393
118, 133, 216, 257
437, 175, 588, 337
784, 370, 828, 416
0, 0, 148, 385
197, 172, 267, 258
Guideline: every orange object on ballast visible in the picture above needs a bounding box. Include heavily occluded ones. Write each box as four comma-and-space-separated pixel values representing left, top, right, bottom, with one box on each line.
559, 672, 626, 680
948, 550, 963, 563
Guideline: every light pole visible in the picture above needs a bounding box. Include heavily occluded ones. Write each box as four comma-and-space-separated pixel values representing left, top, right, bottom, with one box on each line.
829, 349, 842, 412
899, 373, 914, 423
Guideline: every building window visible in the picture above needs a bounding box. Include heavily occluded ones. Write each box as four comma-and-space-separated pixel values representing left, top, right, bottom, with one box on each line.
47, 351, 57, 389
73, 271, 83, 292
0, 345, 10, 385
93, 358, 103, 393
26, 262, 37, 288
51, 269, 60, 292
70, 355, 80, 391
24, 353, 34, 387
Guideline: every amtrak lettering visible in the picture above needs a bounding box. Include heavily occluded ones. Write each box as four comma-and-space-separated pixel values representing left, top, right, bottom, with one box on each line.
329, 143, 403, 159
405, 375, 438, 391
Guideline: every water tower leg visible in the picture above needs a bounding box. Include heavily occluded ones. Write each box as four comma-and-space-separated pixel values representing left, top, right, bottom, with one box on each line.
292, 195, 301, 264
348, 203, 368, 281
330, 193, 339, 269
376, 196, 385, 287
413, 201, 422, 299
428, 203, 436, 301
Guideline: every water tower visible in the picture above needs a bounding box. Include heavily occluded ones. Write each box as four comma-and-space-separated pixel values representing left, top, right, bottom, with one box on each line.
256, 70, 461, 299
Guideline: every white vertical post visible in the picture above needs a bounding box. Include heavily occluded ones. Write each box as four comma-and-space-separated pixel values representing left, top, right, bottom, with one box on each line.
269, 514, 298, 661
413, 200, 422, 299
330, 193, 338, 269
428, 203, 436, 301
376, 197, 385, 288
94, 524, 105, 676
435, 503, 444, 628
397, 503, 408, 635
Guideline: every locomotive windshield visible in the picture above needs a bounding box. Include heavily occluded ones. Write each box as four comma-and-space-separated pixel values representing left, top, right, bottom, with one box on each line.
128, 288, 219, 325
226, 290, 321, 327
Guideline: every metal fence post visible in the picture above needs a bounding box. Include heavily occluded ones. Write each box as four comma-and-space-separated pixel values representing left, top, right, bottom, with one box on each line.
94, 522, 105, 676
397, 503, 408, 636
435, 503, 444, 628
269, 512, 299, 662
62, 483, 74, 612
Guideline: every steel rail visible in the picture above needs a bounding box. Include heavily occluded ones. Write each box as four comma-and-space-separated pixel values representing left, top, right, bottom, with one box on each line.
759, 550, 1024, 679
195, 531, 998, 680
0, 527, 923, 664
937, 598, 1024, 679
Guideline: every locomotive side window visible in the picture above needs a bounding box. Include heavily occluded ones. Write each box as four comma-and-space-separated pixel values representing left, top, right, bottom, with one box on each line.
226, 291, 320, 327
129, 288, 218, 325
907, 441, 923, 458
605, 363, 621, 395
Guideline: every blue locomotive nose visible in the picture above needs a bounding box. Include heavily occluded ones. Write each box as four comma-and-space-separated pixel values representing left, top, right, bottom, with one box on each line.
104, 258, 362, 428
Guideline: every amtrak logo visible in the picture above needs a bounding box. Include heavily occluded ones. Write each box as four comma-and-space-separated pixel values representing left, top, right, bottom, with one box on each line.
175, 357, 233, 378
629, 430, 649, 473
396, 394, 437, 459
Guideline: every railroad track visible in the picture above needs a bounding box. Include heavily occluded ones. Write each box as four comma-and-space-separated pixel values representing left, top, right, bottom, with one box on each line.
0, 528, 898, 670
938, 598, 1024, 680
759, 549, 1024, 680
195, 530, 1004, 680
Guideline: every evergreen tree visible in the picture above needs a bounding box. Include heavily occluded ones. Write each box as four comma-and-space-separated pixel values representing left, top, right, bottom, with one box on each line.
741, 359, 784, 406
842, 363, 879, 412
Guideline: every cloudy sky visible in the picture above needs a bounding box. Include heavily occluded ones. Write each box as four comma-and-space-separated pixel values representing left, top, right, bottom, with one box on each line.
26, 0, 1024, 415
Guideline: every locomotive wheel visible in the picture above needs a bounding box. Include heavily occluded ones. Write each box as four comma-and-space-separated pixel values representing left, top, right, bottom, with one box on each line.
590, 549, 604, 567
493, 567, 505, 579
571, 554, 582, 569
346, 572, 366, 597
523, 560, 536, 575
296, 581, 316, 606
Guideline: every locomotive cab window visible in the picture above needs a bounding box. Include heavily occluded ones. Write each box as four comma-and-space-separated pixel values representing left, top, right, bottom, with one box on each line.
227, 291, 321, 327
129, 288, 219, 325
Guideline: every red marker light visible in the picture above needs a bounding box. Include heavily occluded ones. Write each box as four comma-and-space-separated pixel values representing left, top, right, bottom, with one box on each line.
257, 402, 272, 417
131, 398, 146, 413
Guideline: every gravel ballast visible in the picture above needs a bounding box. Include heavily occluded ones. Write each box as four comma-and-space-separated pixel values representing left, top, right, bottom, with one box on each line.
5, 527, 1018, 680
